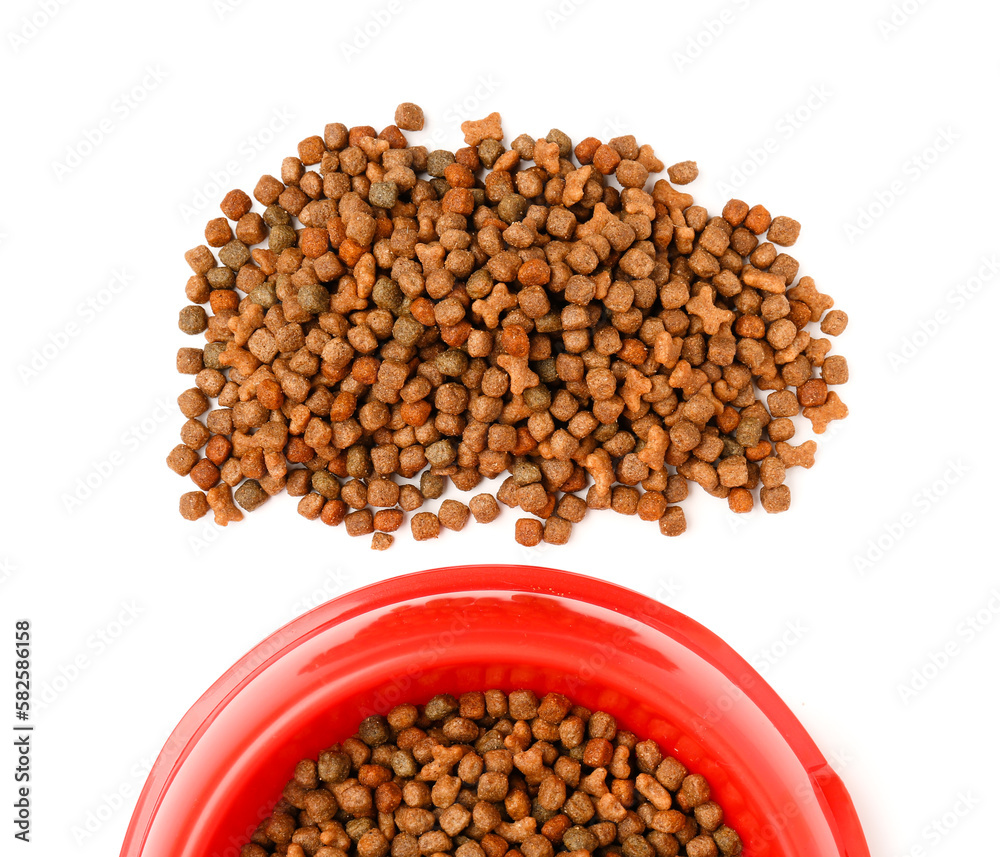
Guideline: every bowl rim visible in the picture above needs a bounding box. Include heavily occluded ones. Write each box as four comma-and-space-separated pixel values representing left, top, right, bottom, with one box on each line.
120, 564, 869, 857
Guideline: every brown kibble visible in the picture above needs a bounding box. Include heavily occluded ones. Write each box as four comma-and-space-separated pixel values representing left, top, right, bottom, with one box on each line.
822, 354, 849, 385
167, 444, 198, 476
760, 484, 791, 513
176, 347, 204, 375
190, 458, 220, 490
411, 512, 440, 541
395, 102, 424, 131
514, 517, 543, 546
220, 189, 252, 221
722, 199, 749, 226
658, 506, 686, 536
543, 515, 571, 545
592, 145, 621, 176
743, 205, 771, 234
342, 509, 372, 537
469, 493, 500, 523
666, 161, 698, 185
439, 499, 470, 531
767, 216, 800, 247
727, 487, 753, 513
820, 309, 848, 336
797, 378, 828, 408
179, 491, 209, 520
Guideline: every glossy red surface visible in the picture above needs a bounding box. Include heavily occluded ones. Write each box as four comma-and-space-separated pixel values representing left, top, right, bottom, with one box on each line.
121, 566, 869, 857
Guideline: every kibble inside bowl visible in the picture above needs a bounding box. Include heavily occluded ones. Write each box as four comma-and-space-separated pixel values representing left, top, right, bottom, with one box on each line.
120, 567, 869, 857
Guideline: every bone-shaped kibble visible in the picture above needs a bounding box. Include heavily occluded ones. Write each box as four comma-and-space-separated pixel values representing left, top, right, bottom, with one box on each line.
775, 440, 817, 469
787, 276, 834, 322
331, 277, 368, 314
652, 331, 683, 368
584, 449, 615, 500
497, 353, 540, 397
533, 138, 561, 175
637, 425, 669, 471
218, 342, 261, 377
415, 241, 446, 271
206, 484, 243, 526
621, 366, 652, 413
803, 391, 848, 433
460, 112, 503, 146
563, 165, 592, 206
472, 282, 517, 328
228, 303, 265, 347
685, 284, 734, 335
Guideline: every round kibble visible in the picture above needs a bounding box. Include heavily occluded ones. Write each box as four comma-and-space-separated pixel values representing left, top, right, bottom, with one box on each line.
667, 160, 698, 185
395, 102, 424, 131
179, 491, 209, 520
235, 479, 268, 511
438, 499, 470, 531
469, 493, 499, 523
178, 305, 208, 334
411, 512, 440, 541
514, 517, 543, 546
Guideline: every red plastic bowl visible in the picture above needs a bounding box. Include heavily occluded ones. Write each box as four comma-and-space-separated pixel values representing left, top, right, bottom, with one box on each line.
121, 566, 869, 857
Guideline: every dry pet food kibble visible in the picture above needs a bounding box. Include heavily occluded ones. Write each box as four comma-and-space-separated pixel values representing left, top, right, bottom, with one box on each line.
239, 691, 743, 857
171, 104, 849, 544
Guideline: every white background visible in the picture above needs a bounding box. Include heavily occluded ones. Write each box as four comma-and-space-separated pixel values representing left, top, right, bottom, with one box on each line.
1, 0, 997, 854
